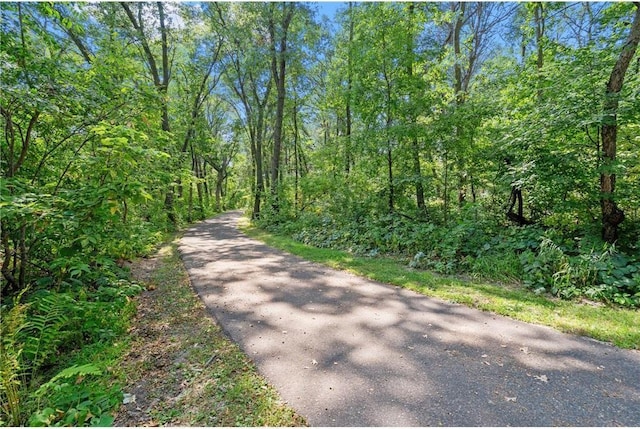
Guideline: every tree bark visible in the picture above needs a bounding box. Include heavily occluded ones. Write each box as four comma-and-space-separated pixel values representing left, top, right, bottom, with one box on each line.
268, 3, 294, 210
452, 2, 465, 105
345, 2, 354, 176
534, 2, 545, 101
254, 109, 266, 218
452, 2, 467, 206
600, 3, 640, 243
158, 2, 170, 133
407, 4, 426, 213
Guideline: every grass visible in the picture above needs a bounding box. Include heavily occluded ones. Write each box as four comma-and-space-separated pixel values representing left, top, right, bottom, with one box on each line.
116, 237, 306, 427
239, 218, 640, 350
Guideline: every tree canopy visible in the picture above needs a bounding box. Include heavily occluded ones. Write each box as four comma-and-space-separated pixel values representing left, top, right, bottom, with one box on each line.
3, 0, 640, 304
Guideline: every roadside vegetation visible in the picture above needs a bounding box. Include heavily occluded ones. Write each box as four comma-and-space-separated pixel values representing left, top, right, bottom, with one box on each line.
241, 218, 640, 350
115, 239, 306, 427
1, 259, 144, 426
0, 234, 305, 427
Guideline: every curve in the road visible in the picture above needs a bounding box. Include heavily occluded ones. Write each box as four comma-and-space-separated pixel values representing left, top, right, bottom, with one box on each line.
179, 211, 640, 426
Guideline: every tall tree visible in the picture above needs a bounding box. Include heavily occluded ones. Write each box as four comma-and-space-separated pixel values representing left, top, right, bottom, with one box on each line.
600, 3, 640, 243
268, 2, 295, 208
120, 2, 176, 224
406, 3, 426, 213
215, 2, 274, 219
345, 1, 354, 176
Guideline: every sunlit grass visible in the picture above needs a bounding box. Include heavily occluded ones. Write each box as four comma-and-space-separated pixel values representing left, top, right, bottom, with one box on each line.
240, 219, 639, 350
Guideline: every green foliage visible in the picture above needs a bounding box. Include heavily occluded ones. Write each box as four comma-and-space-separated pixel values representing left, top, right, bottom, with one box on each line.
0, 292, 30, 427
521, 238, 640, 307
262, 205, 639, 308
0, 280, 141, 427
29, 364, 119, 427
243, 219, 640, 349
18, 292, 72, 374
2, 2, 640, 424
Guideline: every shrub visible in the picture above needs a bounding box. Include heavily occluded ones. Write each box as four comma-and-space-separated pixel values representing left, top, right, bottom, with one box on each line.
0, 276, 142, 426
258, 209, 639, 308
28, 364, 119, 427
520, 238, 640, 307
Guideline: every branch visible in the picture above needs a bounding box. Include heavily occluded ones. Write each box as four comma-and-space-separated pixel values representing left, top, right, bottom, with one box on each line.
158, 2, 170, 87
12, 110, 40, 176
120, 2, 161, 87
53, 4, 93, 64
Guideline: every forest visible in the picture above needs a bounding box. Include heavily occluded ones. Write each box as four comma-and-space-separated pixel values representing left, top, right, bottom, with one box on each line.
1, 1, 639, 426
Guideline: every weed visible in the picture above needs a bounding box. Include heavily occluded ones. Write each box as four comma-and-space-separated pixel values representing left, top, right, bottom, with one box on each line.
0, 291, 30, 427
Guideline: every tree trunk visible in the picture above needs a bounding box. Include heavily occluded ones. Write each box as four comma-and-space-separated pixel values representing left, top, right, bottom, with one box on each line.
453, 2, 465, 105
269, 3, 294, 210
600, 3, 640, 243
534, 2, 545, 101
293, 96, 300, 213
187, 183, 193, 223
158, 2, 170, 133
345, 1, 354, 175
194, 153, 205, 219
443, 151, 449, 224
387, 142, 394, 213
216, 170, 225, 212
254, 110, 266, 219
407, 3, 426, 213
452, 2, 467, 207
1, 229, 18, 293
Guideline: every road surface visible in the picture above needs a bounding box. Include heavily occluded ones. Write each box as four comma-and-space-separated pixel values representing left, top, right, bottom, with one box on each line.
179, 211, 640, 426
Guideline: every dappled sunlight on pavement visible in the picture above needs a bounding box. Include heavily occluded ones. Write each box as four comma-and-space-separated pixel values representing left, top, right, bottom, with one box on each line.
179, 211, 640, 427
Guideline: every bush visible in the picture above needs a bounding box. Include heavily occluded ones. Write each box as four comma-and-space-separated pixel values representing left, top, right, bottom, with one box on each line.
520, 238, 640, 307
257, 209, 639, 308
28, 365, 119, 427
0, 276, 142, 426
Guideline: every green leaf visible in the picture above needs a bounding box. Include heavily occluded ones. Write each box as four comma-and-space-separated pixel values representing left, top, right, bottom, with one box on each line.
28, 408, 57, 427
91, 413, 115, 427
34, 364, 102, 398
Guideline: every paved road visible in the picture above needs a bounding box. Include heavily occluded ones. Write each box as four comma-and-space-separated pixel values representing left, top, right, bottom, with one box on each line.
179, 211, 640, 427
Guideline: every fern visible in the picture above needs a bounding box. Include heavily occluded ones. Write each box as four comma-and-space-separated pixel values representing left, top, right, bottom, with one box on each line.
19, 292, 73, 374
32, 364, 102, 399
0, 290, 30, 426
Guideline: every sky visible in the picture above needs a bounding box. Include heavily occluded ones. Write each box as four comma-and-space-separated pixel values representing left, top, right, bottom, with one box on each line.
316, 1, 344, 20
315, 1, 346, 22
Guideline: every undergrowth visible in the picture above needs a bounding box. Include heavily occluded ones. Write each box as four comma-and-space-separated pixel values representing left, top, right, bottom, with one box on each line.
242, 217, 640, 349
115, 239, 306, 427
1, 272, 141, 426
255, 210, 640, 309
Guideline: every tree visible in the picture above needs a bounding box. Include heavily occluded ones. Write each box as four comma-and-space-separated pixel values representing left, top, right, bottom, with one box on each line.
600, 3, 640, 243
406, 3, 426, 213
1, 2, 171, 293
349, 3, 411, 213
268, 2, 295, 208
173, 9, 225, 220
216, 3, 274, 219
119, 2, 177, 225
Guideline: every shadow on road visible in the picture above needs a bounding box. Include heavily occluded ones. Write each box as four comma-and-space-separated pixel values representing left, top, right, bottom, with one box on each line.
179, 211, 640, 426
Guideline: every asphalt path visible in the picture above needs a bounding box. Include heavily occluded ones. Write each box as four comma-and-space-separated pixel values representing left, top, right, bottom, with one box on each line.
179, 211, 640, 426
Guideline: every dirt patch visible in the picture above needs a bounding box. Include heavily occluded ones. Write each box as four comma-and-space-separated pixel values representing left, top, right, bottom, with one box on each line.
114, 250, 183, 426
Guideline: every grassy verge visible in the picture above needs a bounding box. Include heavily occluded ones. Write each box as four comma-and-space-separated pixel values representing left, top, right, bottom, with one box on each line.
115, 237, 306, 426
240, 219, 639, 350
